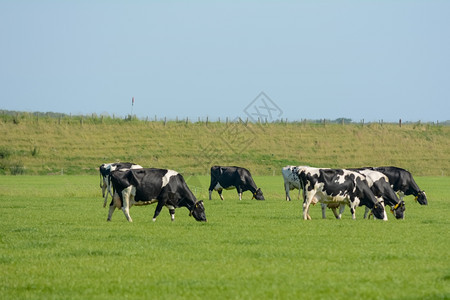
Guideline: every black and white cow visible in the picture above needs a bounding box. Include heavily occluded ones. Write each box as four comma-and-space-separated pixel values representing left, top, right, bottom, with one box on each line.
296, 167, 385, 220
108, 168, 206, 222
208, 166, 264, 201
282, 165, 302, 201
283, 166, 391, 220
350, 168, 405, 220
371, 166, 428, 205
99, 162, 142, 207
283, 165, 354, 218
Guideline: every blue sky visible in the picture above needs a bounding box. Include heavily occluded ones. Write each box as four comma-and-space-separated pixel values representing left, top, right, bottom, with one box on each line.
1, 1, 449, 122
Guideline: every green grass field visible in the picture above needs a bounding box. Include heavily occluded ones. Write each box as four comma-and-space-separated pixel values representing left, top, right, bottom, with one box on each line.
1, 116, 449, 176
1, 175, 449, 299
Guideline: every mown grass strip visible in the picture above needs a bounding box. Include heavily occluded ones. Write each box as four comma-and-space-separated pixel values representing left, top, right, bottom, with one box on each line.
0, 175, 448, 299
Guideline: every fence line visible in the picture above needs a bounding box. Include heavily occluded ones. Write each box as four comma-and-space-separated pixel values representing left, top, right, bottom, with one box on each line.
1, 111, 448, 127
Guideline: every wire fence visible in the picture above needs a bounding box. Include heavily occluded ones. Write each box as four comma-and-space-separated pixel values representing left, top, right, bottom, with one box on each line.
1, 110, 448, 127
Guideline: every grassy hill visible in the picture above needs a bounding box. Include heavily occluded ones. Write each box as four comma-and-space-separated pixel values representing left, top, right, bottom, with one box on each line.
1, 114, 449, 176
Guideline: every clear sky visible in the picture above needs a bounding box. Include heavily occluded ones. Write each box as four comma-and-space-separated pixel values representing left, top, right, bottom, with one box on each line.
1, 1, 449, 122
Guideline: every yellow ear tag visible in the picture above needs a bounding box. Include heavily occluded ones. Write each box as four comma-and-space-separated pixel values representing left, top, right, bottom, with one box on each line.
414, 196, 418, 202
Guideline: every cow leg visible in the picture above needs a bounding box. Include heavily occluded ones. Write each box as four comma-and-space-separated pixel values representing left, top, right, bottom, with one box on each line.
167, 206, 175, 221
350, 207, 356, 219
217, 189, 224, 201
103, 193, 109, 208
321, 203, 327, 219
101, 179, 108, 207
364, 206, 370, 219
101, 181, 107, 198
107, 183, 114, 204
380, 200, 388, 221
237, 187, 242, 201
208, 190, 213, 200
152, 200, 165, 222
284, 182, 291, 201
107, 193, 120, 221
103, 179, 114, 208
303, 192, 315, 220
338, 204, 346, 219
349, 202, 357, 220
331, 206, 341, 219
121, 186, 133, 222
107, 203, 115, 221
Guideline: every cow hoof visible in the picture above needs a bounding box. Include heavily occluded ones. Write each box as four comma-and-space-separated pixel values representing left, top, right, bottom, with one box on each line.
152, 218, 157, 222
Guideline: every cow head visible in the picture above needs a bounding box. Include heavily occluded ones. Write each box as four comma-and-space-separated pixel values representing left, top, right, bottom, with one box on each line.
371, 201, 386, 220
390, 200, 405, 219
252, 188, 265, 200
415, 191, 428, 205
190, 201, 207, 222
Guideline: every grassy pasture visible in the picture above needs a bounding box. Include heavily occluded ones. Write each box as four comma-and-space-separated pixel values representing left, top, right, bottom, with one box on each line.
0, 175, 449, 299
1, 117, 449, 176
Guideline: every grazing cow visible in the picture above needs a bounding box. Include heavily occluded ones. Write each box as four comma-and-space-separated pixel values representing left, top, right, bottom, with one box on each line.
282, 165, 349, 217
282, 166, 302, 201
350, 169, 405, 220
108, 168, 206, 222
99, 162, 142, 207
372, 166, 428, 205
296, 167, 385, 220
208, 166, 264, 201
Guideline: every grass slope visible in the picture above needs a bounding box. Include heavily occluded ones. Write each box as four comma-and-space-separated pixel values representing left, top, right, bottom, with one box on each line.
1, 117, 449, 176
0, 175, 449, 299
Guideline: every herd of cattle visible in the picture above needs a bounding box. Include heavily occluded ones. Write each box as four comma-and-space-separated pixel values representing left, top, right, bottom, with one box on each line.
99, 163, 428, 222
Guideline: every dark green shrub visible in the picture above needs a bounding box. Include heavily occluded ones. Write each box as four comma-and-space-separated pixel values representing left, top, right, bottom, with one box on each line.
31, 146, 39, 157
0, 147, 12, 159
10, 162, 25, 175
